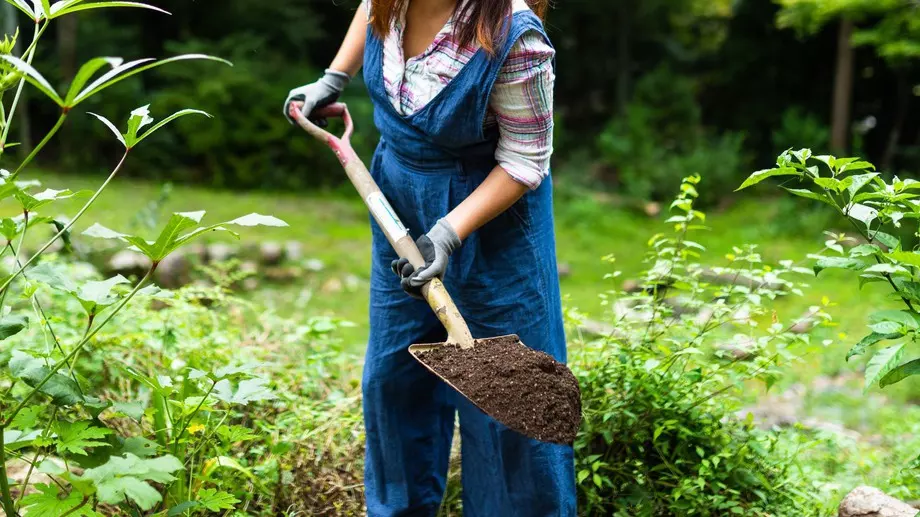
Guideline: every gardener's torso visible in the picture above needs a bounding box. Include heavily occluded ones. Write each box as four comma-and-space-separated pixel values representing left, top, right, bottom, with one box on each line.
362, 0, 555, 189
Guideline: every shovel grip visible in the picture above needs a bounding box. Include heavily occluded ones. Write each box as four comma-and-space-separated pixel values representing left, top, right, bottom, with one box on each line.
291, 102, 475, 348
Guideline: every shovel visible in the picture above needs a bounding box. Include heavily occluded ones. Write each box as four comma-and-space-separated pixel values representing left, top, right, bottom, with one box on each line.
291, 102, 581, 445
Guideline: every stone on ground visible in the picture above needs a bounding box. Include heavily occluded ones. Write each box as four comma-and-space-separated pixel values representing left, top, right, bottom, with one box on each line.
838, 486, 918, 517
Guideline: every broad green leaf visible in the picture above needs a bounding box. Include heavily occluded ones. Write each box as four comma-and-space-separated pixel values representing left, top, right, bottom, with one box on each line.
868, 321, 903, 335
73, 58, 153, 105
790, 148, 812, 164
0, 55, 63, 105
844, 203, 878, 228
846, 173, 879, 197
82, 222, 128, 240
123, 105, 154, 148
813, 177, 842, 192
849, 244, 881, 258
9, 350, 84, 406
15, 188, 84, 212
212, 377, 274, 405
872, 231, 900, 249
196, 488, 240, 512
894, 280, 920, 303
51, 1, 171, 18
879, 358, 920, 388
167, 502, 200, 516
77, 275, 129, 314
20, 484, 87, 517
227, 213, 288, 227
28, 262, 79, 292
0, 217, 21, 241
145, 211, 206, 261
10, 405, 42, 429
55, 421, 112, 456
39, 0, 50, 19
80, 454, 183, 511
839, 161, 875, 174
869, 310, 920, 329
781, 187, 829, 204
863, 263, 907, 275
119, 436, 159, 458
87, 112, 126, 147
865, 344, 906, 389
4, 429, 41, 450
849, 333, 901, 361
135, 108, 211, 145
813, 256, 865, 276
5, 0, 34, 18
0, 313, 28, 340
201, 455, 255, 481
736, 167, 800, 191
74, 54, 231, 106
888, 251, 920, 267
112, 402, 145, 421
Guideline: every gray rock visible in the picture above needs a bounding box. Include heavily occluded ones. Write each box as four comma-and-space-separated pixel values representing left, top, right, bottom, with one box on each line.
284, 241, 304, 262
154, 253, 189, 288
838, 486, 918, 517
716, 336, 757, 360
259, 241, 284, 265
557, 263, 572, 278
108, 250, 152, 278
622, 279, 641, 293
304, 258, 325, 272
239, 260, 259, 275
206, 243, 236, 263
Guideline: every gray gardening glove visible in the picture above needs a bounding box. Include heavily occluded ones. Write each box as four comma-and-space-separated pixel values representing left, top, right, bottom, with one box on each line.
391, 219, 462, 299
283, 68, 350, 126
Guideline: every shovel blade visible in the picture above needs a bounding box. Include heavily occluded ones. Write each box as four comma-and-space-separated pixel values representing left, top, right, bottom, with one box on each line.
408, 335, 581, 445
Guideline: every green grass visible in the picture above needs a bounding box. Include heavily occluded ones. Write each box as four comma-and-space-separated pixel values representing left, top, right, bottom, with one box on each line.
4, 170, 897, 381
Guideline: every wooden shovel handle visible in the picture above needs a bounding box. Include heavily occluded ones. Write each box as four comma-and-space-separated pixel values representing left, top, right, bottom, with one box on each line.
291, 102, 475, 348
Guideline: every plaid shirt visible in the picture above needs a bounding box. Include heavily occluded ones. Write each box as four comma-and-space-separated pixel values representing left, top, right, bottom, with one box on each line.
364, 0, 555, 189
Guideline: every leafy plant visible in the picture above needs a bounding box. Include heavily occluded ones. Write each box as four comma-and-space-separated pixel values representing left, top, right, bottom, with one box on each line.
738, 149, 920, 390
570, 174, 833, 515
0, 3, 290, 515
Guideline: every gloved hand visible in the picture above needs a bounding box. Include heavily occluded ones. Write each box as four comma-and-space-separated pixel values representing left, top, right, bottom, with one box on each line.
283, 68, 351, 126
391, 219, 462, 299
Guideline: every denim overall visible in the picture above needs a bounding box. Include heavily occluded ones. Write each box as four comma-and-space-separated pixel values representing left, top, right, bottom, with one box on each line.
361, 10, 576, 516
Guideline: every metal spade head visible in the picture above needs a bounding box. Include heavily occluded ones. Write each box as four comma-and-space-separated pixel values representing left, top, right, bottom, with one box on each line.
409, 334, 582, 445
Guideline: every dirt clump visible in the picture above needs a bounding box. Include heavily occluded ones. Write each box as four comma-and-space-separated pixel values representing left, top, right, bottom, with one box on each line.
415, 335, 582, 444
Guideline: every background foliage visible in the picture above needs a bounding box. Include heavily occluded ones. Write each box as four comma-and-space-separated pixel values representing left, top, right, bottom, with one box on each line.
1, 0, 917, 197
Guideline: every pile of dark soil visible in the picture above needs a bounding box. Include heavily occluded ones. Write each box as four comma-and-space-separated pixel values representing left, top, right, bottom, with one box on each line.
414, 335, 582, 444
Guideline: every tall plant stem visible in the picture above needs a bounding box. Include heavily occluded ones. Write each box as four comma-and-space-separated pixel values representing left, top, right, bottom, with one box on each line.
3, 264, 155, 427
0, 426, 14, 516
13, 113, 67, 176
0, 151, 129, 296
0, 21, 47, 158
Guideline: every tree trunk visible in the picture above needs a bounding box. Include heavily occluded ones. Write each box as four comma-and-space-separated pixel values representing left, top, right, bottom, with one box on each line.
57, 15, 78, 161
615, 1, 631, 115
881, 73, 909, 171
830, 18, 854, 152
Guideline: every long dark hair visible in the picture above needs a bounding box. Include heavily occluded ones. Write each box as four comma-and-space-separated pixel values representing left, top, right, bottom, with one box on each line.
369, 0, 548, 55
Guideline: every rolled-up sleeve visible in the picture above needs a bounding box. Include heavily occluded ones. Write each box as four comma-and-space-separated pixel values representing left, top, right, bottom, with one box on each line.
491, 31, 555, 190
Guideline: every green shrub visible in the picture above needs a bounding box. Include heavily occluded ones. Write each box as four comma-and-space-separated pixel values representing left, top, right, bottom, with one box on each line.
597, 66, 748, 206
740, 149, 920, 392
772, 108, 830, 157
569, 174, 833, 515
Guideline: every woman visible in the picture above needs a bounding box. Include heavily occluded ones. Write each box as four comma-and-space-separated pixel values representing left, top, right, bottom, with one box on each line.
283, 0, 574, 514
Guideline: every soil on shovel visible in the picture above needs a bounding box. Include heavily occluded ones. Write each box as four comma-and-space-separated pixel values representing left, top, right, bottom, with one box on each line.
414, 335, 581, 444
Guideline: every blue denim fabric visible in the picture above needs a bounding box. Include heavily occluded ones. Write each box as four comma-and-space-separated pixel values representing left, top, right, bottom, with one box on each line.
361, 10, 576, 517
